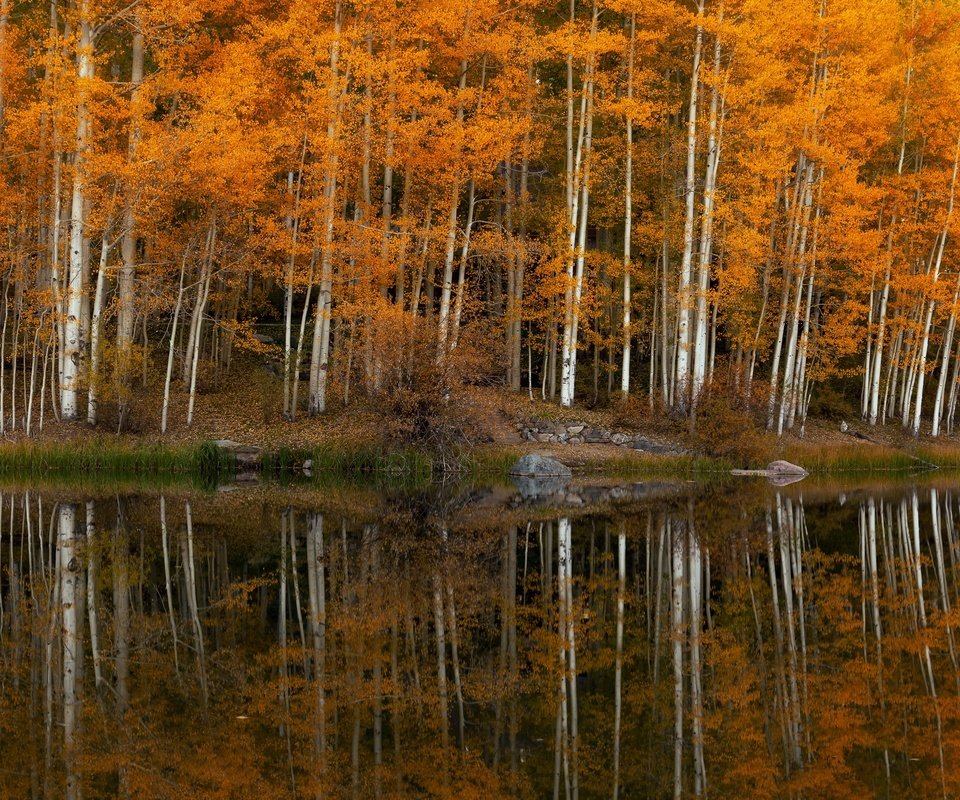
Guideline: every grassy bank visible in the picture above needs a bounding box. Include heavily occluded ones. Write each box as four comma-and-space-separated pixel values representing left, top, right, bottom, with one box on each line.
0, 439, 234, 488
0, 436, 955, 488
262, 443, 522, 485
778, 442, 943, 473
268, 441, 956, 482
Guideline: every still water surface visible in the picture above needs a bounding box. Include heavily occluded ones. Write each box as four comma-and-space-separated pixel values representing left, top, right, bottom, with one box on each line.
1, 475, 957, 798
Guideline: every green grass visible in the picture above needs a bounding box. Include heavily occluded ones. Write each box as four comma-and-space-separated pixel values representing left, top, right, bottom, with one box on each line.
461, 447, 523, 478
0, 439, 225, 473
3, 435, 959, 491
0, 439, 234, 490
261, 442, 435, 483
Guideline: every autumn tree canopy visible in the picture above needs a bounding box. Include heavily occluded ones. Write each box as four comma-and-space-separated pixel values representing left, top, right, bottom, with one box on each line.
1, 0, 960, 435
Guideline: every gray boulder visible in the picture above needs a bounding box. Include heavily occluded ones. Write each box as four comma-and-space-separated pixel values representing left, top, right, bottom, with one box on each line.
509, 453, 573, 478
766, 460, 808, 476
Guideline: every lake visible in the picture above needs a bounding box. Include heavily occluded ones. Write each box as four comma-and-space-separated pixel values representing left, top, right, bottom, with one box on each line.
1, 473, 957, 798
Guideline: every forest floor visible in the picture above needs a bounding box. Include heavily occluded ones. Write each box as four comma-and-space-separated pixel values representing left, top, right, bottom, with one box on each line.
7, 353, 958, 477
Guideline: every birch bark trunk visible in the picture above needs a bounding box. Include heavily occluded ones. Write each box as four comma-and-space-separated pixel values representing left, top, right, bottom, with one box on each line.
620, 14, 635, 398
62, 7, 94, 420
692, 19, 722, 404
675, 2, 704, 412
59, 503, 78, 800
308, 0, 343, 415
437, 25, 471, 355
116, 25, 144, 426
560, 0, 598, 408
86, 232, 110, 425
910, 135, 960, 435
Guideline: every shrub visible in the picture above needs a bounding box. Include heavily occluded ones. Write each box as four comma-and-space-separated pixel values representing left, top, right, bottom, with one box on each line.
358, 307, 504, 466
689, 378, 774, 466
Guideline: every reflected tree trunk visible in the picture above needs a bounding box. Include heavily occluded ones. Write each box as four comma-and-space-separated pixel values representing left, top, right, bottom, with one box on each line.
612, 524, 626, 800
59, 503, 78, 800
84, 500, 101, 688
305, 511, 327, 797
182, 501, 207, 705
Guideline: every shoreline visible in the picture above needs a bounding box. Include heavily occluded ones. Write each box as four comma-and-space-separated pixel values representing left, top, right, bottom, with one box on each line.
0, 432, 954, 485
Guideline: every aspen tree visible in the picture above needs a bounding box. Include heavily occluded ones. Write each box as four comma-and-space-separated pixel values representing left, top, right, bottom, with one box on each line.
62, 3, 94, 421
691, 11, 723, 406
560, 0, 598, 409
675, 1, 705, 412
58, 503, 79, 800
436, 11, 471, 356
621, 14, 635, 398
910, 134, 960, 436
116, 23, 144, 426
308, 0, 344, 416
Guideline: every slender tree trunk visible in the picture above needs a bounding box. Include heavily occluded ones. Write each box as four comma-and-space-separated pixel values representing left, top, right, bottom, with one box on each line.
560, 0, 598, 408
113, 505, 130, 716
621, 14, 635, 398
450, 179, 476, 351
159, 496, 180, 677
612, 526, 626, 799
671, 520, 684, 800
86, 233, 110, 425
912, 134, 960, 435
116, 25, 144, 427
161, 254, 188, 434
186, 231, 215, 428
868, 238, 893, 425
437, 27, 471, 355
59, 503, 79, 800
675, 2, 704, 412
62, 7, 94, 420
308, 0, 343, 415
692, 19, 722, 405
182, 500, 208, 705
283, 137, 308, 419
932, 274, 960, 436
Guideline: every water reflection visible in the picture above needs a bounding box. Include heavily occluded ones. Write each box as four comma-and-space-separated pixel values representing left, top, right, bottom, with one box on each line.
1, 482, 959, 797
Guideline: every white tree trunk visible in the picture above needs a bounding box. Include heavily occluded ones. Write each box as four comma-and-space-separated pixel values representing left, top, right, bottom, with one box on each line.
59, 503, 79, 800
117, 25, 144, 426
308, 0, 343, 415
692, 21, 722, 403
86, 234, 110, 425
868, 252, 892, 425
932, 276, 960, 436
670, 521, 684, 800
912, 134, 960, 435
612, 526, 626, 799
620, 14, 635, 398
161, 255, 187, 434
449, 180, 476, 351
62, 10, 94, 420
560, 1, 598, 408
437, 40, 471, 355
675, 4, 704, 411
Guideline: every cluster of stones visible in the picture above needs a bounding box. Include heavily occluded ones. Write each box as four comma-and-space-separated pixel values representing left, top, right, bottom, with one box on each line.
516, 420, 680, 454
